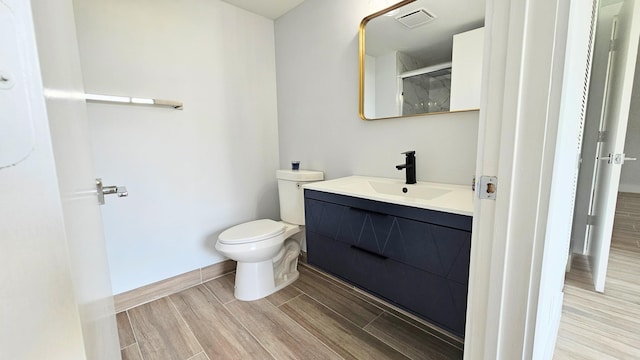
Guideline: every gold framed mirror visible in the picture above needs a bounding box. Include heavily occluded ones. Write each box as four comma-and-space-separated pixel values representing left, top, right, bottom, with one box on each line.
359, 0, 485, 120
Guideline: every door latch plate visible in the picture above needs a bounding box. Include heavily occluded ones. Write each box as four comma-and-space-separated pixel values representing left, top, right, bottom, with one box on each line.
478, 176, 498, 200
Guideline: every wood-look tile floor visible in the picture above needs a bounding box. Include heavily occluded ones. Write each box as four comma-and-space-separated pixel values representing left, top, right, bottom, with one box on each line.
116, 264, 463, 360
554, 192, 640, 359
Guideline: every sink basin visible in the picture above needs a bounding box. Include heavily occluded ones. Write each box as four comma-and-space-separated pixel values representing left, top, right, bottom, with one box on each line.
368, 181, 451, 200
338, 179, 451, 201
303, 176, 473, 216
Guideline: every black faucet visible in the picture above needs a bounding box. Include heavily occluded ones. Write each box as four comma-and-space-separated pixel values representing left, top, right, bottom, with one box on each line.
396, 151, 416, 184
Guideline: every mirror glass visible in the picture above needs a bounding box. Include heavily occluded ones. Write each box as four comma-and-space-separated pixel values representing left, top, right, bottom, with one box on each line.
359, 0, 485, 120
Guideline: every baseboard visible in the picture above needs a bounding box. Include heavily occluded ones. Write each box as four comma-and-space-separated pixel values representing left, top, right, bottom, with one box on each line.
113, 260, 236, 312
565, 251, 573, 272
618, 184, 640, 194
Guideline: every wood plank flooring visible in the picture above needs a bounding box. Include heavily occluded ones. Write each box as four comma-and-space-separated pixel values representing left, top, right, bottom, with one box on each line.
554, 192, 640, 359
117, 264, 463, 360
115, 192, 640, 359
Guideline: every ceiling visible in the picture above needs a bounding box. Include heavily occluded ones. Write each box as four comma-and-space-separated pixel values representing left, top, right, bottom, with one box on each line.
220, 0, 305, 19
366, 0, 485, 66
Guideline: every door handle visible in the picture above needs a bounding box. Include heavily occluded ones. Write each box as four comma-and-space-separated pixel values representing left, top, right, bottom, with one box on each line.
597, 153, 637, 164
96, 178, 128, 205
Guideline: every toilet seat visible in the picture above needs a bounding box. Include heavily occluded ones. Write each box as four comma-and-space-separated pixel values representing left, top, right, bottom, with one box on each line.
218, 219, 285, 245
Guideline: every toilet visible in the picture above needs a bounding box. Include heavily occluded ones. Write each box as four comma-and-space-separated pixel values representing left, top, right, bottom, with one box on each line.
215, 169, 323, 301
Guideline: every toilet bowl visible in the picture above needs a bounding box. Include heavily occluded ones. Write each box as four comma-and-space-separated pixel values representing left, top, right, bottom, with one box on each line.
216, 219, 302, 301
214, 169, 323, 301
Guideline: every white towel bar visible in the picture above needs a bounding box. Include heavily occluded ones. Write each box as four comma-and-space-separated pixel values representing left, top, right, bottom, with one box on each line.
85, 93, 183, 110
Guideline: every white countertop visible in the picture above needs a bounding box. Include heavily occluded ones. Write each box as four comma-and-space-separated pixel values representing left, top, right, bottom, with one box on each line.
304, 176, 474, 216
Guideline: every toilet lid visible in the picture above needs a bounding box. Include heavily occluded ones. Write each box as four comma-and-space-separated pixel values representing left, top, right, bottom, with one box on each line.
218, 219, 285, 245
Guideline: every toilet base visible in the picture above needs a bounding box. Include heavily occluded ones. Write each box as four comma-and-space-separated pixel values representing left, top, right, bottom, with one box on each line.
234, 239, 300, 301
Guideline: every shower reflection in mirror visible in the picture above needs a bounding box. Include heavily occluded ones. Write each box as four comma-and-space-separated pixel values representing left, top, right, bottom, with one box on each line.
401, 63, 451, 115
359, 0, 485, 120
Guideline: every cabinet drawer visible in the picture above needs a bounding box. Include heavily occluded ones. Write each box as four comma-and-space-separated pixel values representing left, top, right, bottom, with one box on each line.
305, 197, 471, 282
307, 231, 401, 300
391, 261, 467, 335
305, 189, 472, 231
307, 231, 467, 336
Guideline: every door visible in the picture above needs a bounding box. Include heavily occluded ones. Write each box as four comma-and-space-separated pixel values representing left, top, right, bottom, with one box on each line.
588, 0, 640, 292
27, 0, 122, 357
572, 1, 618, 255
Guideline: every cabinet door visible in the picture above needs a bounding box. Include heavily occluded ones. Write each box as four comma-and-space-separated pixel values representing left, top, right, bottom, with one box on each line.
348, 208, 394, 255
305, 199, 347, 239
306, 198, 393, 255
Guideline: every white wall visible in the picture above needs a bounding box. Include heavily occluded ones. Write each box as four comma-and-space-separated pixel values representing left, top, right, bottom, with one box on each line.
74, 0, 281, 294
275, 0, 478, 186
620, 51, 640, 193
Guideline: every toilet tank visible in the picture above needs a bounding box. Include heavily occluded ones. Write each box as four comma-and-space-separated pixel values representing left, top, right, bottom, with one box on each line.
276, 169, 324, 225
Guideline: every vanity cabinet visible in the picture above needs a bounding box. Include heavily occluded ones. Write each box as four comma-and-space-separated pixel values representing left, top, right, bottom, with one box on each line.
304, 189, 472, 338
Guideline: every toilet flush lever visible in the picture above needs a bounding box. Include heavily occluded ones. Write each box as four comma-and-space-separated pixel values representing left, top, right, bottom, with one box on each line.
96, 178, 128, 205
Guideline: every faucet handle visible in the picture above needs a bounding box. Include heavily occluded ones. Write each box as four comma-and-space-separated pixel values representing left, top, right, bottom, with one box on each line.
401, 150, 415, 156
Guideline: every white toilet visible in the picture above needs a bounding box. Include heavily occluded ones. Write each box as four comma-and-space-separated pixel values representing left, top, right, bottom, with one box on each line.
215, 169, 324, 301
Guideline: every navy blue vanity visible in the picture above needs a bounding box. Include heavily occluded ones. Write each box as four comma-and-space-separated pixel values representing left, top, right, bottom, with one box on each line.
304, 186, 472, 338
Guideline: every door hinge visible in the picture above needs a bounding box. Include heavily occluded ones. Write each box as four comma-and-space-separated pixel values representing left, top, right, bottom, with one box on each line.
597, 130, 608, 142
478, 176, 498, 200
586, 214, 597, 226
609, 38, 618, 51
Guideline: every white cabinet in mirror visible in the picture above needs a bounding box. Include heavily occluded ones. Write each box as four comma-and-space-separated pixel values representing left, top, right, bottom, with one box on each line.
359, 0, 485, 120
451, 27, 485, 111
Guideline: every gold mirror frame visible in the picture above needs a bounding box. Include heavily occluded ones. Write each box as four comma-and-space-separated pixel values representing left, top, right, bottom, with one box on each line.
359, 0, 482, 120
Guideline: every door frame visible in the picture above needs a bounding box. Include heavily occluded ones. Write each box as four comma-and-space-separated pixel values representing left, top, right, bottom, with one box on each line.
464, 0, 575, 357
